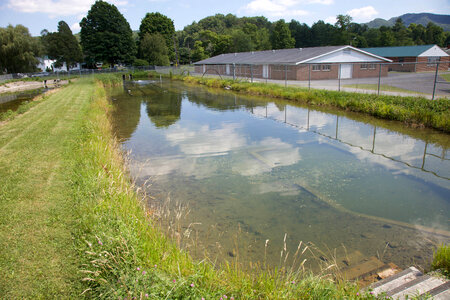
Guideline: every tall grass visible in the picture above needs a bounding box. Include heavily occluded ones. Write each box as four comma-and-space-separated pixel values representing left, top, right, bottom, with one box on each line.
69, 79, 382, 298
431, 244, 450, 277
182, 76, 450, 132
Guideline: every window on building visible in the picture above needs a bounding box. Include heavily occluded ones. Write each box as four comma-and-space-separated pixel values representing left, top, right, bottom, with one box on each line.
368, 63, 376, 70
427, 57, 440, 66
312, 64, 321, 71
398, 57, 404, 63
322, 64, 331, 71
360, 63, 368, 69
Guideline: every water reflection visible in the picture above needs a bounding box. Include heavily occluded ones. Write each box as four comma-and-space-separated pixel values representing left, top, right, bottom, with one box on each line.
253, 104, 449, 181
111, 80, 450, 271
145, 92, 182, 128
0, 89, 45, 113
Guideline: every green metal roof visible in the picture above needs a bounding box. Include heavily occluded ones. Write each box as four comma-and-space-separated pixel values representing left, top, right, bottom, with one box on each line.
361, 45, 435, 57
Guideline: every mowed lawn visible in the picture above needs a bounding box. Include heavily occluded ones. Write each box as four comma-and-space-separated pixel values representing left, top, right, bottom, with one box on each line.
0, 80, 93, 298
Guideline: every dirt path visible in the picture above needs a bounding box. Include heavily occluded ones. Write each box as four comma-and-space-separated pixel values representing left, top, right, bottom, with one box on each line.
0, 80, 69, 94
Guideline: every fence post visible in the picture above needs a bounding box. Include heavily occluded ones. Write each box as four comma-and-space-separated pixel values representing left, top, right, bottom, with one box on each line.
233, 63, 236, 81
377, 63, 382, 96
338, 63, 341, 92
285, 64, 287, 87
308, 64, 311, 90
432, 61, 439, 100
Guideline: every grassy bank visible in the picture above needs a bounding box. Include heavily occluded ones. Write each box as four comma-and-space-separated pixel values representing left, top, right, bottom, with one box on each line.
0, 75, 380, 298
74, 75, 367, 298
179, 76, 449, 132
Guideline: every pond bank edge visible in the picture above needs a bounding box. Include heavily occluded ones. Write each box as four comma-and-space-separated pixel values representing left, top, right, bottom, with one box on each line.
78, 74, 372, 298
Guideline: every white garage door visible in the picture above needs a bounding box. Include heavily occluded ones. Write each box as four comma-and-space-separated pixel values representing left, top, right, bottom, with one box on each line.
340, 64, 353, 79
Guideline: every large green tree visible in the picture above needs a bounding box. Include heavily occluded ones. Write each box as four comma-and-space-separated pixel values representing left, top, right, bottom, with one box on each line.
80, 0, 136, 66
139, 12, 175, 60
140, 33, 170, 66
0, 25, 40, 74
270, 19, 295, 49
289, 20, 312, 48
41, 21, 82, 71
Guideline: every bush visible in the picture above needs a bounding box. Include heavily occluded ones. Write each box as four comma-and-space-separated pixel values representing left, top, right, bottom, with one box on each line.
133, 59, 149, 67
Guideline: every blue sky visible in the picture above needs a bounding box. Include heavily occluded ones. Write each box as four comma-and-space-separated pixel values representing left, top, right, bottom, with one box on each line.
0, 0, 449, 36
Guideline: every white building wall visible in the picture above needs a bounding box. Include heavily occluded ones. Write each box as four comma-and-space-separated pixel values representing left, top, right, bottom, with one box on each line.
418, 45, 449, 57
37, 56, 81, 72
307, 48, 384, 63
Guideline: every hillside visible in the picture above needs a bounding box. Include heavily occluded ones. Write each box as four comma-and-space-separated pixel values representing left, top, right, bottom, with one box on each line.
365, 13, 450, 31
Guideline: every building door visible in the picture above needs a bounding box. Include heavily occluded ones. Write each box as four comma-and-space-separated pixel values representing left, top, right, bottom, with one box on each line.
263, 65, 269, 78
226, 64, 230, 75
340, 64, 352, 79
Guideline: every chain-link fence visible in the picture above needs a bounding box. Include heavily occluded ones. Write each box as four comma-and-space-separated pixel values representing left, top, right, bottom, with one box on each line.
190, 62, 450, 99
0, 65, 158, 82
2, 62, 449, 99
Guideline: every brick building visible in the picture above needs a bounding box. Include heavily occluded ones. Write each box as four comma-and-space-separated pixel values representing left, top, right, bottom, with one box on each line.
194, 46, 391, 81
362, 45, 449, 72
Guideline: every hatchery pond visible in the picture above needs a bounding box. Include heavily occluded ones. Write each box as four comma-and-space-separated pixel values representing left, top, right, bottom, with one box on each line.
110, 80, 450, 271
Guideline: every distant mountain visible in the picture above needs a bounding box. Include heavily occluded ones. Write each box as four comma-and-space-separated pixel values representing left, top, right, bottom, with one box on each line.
365, 13, 450, 31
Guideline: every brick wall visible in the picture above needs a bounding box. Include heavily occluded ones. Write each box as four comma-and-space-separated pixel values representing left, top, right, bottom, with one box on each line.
294, 64, 340, 80
352, 64, 388, 78
416, 57, 449, 72
386, 57, 417, 72
196, 63, 390, 80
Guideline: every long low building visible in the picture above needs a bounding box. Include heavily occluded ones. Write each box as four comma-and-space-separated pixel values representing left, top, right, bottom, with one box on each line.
194, 45, 392, 80
361, 45, 449, 72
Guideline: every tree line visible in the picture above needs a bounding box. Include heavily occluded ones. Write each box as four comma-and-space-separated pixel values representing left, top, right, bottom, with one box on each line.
1, 0, 449, 74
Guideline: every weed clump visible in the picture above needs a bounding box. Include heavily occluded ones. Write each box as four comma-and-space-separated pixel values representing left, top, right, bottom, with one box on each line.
431, 244, 450, 277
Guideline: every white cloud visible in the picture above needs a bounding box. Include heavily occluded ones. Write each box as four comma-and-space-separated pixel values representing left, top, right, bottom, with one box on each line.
241, 0, 322, 19
324, 16, 337, 24
165, 123, 246, 156
346, 6, 378, 22
7, 0, 127, 17
70, 22, 81, 32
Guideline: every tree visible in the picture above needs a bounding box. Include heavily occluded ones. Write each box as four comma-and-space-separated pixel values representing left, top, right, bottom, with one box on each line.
41, 21, 82, 71
378, 26, 395, 46
213, 34, 232, 55
140, 33, 170, 66
409, 23, 426, 45
191, 41, 207, 62
311, 21, 336, 46
80, 0, 136, 66
289, 20, 312, 48
392, 18, 413, 46
425, 22, 445, 46
335, 14, 352, 31
231, 29, 253, 52
363, 28, 381, 47
0, 25, 40, 74
270, 19, 295, 49
139, 12, 175, 60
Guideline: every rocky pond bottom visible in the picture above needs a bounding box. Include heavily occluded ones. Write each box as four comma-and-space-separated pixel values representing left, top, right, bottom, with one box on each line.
110, 80, 450, 272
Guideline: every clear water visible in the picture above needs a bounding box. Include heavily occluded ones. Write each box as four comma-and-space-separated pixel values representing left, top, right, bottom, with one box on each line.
0, 89, 46, 113
110, 80, 450, 270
